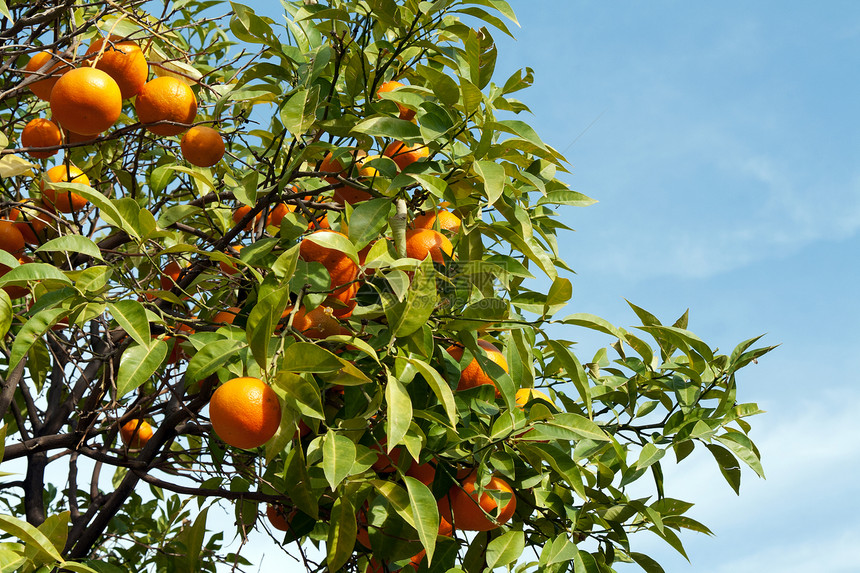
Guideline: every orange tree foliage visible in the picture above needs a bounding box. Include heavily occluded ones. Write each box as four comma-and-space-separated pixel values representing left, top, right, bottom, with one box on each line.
0, 1, 774, 572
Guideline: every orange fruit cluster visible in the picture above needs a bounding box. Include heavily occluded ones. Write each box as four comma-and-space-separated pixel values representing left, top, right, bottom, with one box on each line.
19, 38, 224, 167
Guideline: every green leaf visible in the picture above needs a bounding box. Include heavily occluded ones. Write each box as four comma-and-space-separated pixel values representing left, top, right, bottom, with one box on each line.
8, 308, 67, 370
0, 263, 71, 288
351, 116, 421, 140
562, 313, 627, 341
54, 183, 138, 239
284, 445, 318, 519
282, 342, 344, 373
0, 290, 11, 339
404, 476, 439, 564
116, 341, 169, 397
274, 371, 325, 420
302, 230, 359, 264
174, 507, 209, 573
714, 431, 765, 478
246, 286, 290, 368
544, 413, 608, 442
390, 256, 436, 338
536, 189, 597, 207
636, 443, 665, 471
385, 375, 412, 450
544, 276, 572, 316
108, 300, 150, 348
473, 160, 506, 205
322, 432, 356, 490
35, 236, 103, 261
184, 339, 246, 383
405, 357, 457, 426
485, 530, 524, 570
0, 514, 63, 562
326, 495, 356, 572
630, 551, 666, 573
280, 86, 320, 136
546, 341, 592, 417
347, 198, 392, 249
573, 550, 601, 573
370, 480, 415, 529
706, 444, 741, 494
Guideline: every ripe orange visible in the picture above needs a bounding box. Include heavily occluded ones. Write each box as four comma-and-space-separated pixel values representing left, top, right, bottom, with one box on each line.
135, 76, 197, 136
50, 67, 122, 136
405, 228, 453, 264
446, 339, 508, 395
233, 205, 261, 231
383, 141, 429, 171
437, 471, 516, 531
377, 80, 415, 121
299, 230, 359, 294
209, 376, 281, 450
289, 305, 348, 339
84, 36, 149, 99
413, 210, 461, 234
332, 185, 372, 206
23, 51, 70, 101
160, 260, 189, 291
219, 245, 243, 276
266, 504, 292, 532
0, 220, 25, 256
120, 419, 154, 449
64, 129, 98, 145
514, 388, 552, 409
212, 306, 241, 325
180, 125, 225, 167
13, 205, 48, 245
41, 164, 90, 213
0, 255, 32, 299
21, 118, 62, 159
266, 202, 295, 228
406, 460, 436, 486
319, 149, 365, 183
370, 440, 402, 473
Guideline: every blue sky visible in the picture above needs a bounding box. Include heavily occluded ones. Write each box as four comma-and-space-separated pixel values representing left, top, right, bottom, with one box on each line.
233, 1, 860, 571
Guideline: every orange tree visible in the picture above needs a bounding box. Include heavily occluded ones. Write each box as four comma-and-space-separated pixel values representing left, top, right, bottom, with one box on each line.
0, 1, 774, 572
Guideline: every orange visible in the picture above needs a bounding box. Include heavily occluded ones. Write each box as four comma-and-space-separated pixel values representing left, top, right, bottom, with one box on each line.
413, 210, 461, 234
9, 201, 49, 245
135, 76, 197, 136
319, 149, 365, 184
64, 129, 98, 145
209, 376, 281, 450
405, 228, 453, 264
299, 230, 359, 294
446, 339, 508, 394
21, 118, 62, 159
437, 471, 516, 531
160, 260, 189, 291
370, 440, 402, 473
406, 460, 436, 486
0, 255, 32, 299
515, 388, 552, 409
164, 322, 194, 364
84, 36, 149, 99
266, 504, 292, 532
219, 245, 243, 276
377, 80, 415, 121
266, 202, 295, 228
233, 205, 261, 231
22, 51, 70, 101
383, 141, 429, 171
212, 306, 241, 325
0, 220, 25, 256
180, 125, 225, 167
120, 419, 154, 449
289, 305, 348, 339
50, 67, 122, 136
41, 164, 90, 213
332, 185, 372, 206
325, 281, 359, 319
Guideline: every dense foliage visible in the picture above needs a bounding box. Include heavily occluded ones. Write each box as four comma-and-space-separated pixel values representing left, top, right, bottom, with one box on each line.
0, 1, 773, 571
